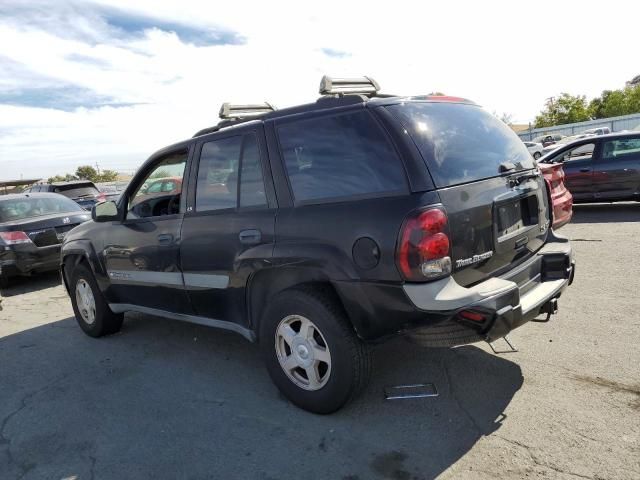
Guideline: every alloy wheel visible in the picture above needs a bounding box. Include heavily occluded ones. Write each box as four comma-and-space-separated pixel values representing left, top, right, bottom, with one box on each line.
275, 315, 332, 391
75, 278, 96, 325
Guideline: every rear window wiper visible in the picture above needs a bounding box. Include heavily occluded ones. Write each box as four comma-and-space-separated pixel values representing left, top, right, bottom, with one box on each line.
509, 171, 540, 187
499, 162, 516, 173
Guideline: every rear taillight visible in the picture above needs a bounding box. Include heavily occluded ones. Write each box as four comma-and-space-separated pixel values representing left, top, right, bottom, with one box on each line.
0, 231, 32, 245
396, 207, 452, 281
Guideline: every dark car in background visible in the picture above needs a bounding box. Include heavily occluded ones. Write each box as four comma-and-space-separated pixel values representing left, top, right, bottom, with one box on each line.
0, 193, 90, 288
539, 132, 640, 203
61, 76, 574, 413
25, 181, 103, 210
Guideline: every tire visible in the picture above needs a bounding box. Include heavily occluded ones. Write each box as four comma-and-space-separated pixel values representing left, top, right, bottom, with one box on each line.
69, 263, 123, 337
0, 276, 8, 289
259, 287, 371, 414
534, 151, 541, 160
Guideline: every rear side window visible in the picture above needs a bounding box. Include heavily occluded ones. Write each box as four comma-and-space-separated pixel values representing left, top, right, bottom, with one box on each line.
277, 111, 406, 203
387, 103, 535, 188
195, 133, 267, 212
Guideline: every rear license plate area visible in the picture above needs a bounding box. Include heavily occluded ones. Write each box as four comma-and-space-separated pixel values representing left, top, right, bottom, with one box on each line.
497, 195, 538, 238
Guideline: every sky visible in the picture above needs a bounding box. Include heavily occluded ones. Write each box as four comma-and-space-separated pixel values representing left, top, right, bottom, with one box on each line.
0, 0, 638, 180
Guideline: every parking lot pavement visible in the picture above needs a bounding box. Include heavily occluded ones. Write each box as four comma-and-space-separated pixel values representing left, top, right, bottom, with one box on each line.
1, 203, 639, 480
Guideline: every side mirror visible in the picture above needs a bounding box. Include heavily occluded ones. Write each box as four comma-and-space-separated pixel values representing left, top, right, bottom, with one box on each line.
92, 200, 119, 222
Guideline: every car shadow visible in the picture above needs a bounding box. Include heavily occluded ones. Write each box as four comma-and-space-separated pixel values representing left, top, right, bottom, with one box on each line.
570, 202, 640, 224
0, 271, 61, 297
0, 314, 523, 480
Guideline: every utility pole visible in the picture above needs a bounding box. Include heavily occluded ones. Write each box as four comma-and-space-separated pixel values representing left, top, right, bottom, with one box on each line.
95, 162, 101, 175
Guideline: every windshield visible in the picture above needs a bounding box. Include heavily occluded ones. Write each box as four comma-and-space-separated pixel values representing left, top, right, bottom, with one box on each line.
387, 102, 535, 187
53, 184, 99, 198
0, 196, 84, 222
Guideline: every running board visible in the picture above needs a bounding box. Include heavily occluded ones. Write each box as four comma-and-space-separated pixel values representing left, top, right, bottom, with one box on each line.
108, 303, 255, 342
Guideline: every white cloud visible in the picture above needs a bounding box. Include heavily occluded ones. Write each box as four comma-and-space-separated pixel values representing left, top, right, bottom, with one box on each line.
0, 0, 638, 179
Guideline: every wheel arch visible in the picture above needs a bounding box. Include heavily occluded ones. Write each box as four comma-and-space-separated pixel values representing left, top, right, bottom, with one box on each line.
60, 240, 106, 295
247, 267, 357, 340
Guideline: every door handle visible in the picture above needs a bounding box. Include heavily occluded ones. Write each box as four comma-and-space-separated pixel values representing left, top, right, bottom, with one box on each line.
579, 168, 591, 172
239, 229, 261, 245
157, 234, 173, 245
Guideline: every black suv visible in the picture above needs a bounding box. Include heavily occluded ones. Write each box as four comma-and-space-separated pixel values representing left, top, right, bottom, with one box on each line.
61, 77, 575, 413
26, 181, 103, 210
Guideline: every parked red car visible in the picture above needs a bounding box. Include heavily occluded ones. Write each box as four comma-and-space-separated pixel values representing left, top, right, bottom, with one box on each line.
539, 163, 572, 229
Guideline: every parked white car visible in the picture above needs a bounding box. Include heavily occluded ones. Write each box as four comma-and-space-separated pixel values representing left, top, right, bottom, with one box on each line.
541, 133, 597, 156
524, 141, 544, 159
581, 127, 611, 136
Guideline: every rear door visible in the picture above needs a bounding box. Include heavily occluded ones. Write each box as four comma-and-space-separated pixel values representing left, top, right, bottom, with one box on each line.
180, 125, 276, 327
592, 136, 640, 200
387, 101, 549, 287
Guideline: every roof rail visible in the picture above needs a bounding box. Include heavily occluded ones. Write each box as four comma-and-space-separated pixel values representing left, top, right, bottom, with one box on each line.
219, 102, 276, 120
319, 76, 380, 96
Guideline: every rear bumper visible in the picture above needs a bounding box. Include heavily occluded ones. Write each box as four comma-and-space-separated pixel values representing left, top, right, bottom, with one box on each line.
403, 233, 573, 345
0, 245, 61, 279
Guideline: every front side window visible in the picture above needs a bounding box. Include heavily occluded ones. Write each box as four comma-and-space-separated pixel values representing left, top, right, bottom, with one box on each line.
546, 142, 596, 164
277, 111, 406, 203
127, 151, 187, 219
195, 133, 266, 212
602, 137, 640, 160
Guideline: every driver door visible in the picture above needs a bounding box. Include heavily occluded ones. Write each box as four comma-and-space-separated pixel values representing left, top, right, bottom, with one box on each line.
102, 147, 193, 314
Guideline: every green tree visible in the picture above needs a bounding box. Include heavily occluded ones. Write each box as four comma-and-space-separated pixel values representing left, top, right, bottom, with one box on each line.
98, 170, 119, 182
47, 166, 119, 184
75, 165, 99, 181
534, 93, 590, 128
627, 84, 640, 113
589, 84, 640, 119
47, 173, 77, 183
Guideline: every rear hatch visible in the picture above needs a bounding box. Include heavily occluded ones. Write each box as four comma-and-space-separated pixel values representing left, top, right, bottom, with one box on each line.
53, 183, 100, 210
387, 101, 550, 287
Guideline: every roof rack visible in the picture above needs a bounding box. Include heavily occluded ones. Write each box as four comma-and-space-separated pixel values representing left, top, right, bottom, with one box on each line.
219, 102, 276, 120
319, 76, 380, 96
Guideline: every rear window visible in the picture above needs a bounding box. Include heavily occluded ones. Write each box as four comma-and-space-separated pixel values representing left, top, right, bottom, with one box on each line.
53, 184, 99, 198
277, 111, 407, 203
387, 103, 535, 187
0, 196, 83, 222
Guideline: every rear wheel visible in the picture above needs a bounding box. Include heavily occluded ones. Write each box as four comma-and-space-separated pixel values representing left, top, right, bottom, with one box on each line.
69, 263, 123, 337
259, 287, 371, 414
533, 151, 542, 160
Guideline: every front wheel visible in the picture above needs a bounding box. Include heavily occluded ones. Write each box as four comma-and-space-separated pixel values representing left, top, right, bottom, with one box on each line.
259, 288, 371, 414
69, 263, 123, 337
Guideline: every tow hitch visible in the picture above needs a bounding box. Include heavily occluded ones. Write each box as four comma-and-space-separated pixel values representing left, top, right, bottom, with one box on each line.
531, 297, 558, 323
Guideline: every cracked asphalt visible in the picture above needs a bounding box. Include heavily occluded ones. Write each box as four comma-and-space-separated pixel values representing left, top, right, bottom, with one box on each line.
1, 202, 639, 480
